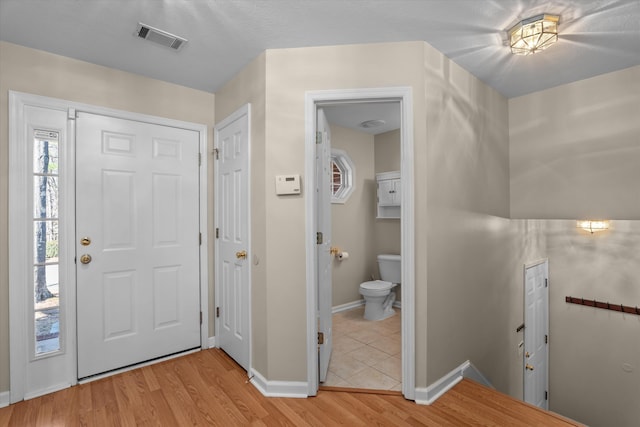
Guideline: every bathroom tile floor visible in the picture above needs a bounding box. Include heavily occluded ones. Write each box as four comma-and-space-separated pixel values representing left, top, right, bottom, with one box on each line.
322, 306, 401, 391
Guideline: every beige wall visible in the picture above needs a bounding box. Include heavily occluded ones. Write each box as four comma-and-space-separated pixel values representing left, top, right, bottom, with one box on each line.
510, 65, 640, 219
330, 125, 376, 307
262, 42, 428, 382
545, 220, 640, 427
214, 53, 267, 375
0, 41, 215, 393
422, 41, 526, 391
374, 129, 402, 259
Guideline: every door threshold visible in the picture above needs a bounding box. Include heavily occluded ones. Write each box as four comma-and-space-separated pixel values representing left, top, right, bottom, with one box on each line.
319, 385, 403, 396
78, 347, 200, 384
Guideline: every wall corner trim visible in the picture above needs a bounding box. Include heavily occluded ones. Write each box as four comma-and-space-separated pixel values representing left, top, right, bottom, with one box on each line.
0, 391, 10, 408
415, 360, 493, 405
249, 369, 308, 398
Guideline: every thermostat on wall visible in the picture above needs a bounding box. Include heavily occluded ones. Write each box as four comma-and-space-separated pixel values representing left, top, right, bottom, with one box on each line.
275, 174, 301, 195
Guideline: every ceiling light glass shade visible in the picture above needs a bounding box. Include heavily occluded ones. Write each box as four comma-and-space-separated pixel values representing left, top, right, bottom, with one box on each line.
577, 220, 610, 233
509, 14, 559, 55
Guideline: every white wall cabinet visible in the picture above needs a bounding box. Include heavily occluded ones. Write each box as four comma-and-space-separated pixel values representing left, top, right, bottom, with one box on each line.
376, 171, 401, 219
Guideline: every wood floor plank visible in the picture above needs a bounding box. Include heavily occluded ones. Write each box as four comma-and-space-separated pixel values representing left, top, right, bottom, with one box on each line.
0, 349, 583, 426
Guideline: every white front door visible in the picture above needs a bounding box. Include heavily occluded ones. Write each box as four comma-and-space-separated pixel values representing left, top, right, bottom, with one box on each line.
524, 260, 549, 409
214, 105, 251, 372
317, 108, 333, 383
76, 112, 201, 378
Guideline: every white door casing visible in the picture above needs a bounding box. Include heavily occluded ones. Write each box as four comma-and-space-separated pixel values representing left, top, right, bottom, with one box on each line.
76, 112, 201, 379
316, 108, 333, 383
524, 259, 549, 409
214, 104, 251, 372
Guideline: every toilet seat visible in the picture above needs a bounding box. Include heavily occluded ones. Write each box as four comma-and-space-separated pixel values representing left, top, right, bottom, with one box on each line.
360, 280, 395, 291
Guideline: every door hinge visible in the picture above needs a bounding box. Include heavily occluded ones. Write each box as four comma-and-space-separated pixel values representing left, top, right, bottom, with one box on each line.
213, 148, 219, 159
216, 307, 220, 318
200, 311, 203, 325
199, 232, 202, 245
316, 131, 322, 144
545, 391, 548, 400
216, 228, 219, 239
316, 232, 323, 245
198, 152, 202, 166
545, 278, 548, 287
318, 332, 324, 345
545, 334, 548, 344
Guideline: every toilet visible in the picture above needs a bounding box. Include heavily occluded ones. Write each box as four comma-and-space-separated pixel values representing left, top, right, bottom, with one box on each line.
359, 254, 401, 321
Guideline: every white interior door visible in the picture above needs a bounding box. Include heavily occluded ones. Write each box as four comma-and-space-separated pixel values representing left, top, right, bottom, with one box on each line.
524, 260, 549, 409
215, 105, 251, 372
317, 108, 333, 383
76, 112, 201, 379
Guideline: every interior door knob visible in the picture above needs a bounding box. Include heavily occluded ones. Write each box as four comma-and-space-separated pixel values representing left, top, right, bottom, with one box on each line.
80, 254, 92, 264
236, 250, 247, 260
526, 364, 534, 371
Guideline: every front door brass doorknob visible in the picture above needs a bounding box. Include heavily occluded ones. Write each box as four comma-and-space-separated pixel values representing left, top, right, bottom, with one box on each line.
526, 364, 534, 371
80, 254, 92, 264
236, 250, 247, 260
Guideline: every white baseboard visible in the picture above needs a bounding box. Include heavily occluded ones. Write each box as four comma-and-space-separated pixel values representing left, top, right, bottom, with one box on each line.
249, 369, 308, 398
332, 299, 402, 314
0, 391, 10, 408
207, 336, 216, 348
24, 383, 71, 401
415, 360, 493, 405
332, 300, 364, 314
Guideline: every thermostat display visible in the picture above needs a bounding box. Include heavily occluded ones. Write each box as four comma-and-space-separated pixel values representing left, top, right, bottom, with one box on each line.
275, 174, 301, 195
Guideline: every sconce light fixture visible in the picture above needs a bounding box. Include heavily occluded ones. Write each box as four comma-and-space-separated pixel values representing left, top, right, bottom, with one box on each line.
577, 220, 610, 234
509, 14, 560, 55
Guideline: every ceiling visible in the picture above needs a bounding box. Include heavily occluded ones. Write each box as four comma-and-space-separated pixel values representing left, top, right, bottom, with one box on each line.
0, 0, 638, 100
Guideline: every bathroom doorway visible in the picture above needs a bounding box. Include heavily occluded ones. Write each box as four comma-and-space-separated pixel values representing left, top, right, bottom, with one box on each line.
321, 102, 402, 391
304, 87, 415, 399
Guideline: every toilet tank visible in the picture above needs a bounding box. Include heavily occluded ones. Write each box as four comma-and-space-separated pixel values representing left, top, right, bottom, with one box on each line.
377, 254, 401, 284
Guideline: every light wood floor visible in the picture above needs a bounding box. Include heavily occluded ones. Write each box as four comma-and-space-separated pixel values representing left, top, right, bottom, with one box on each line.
0, 348, 582, 426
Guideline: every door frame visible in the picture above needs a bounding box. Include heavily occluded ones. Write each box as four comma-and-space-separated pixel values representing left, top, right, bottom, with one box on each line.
304, 87, 415, 399
213, 103, 252, 374
8, 91, 209, 402
523, 258, 549, 408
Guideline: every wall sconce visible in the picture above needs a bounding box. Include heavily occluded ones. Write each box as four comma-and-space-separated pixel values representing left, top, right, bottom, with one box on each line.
577, 220, 610, 234
509, 14, 560, 55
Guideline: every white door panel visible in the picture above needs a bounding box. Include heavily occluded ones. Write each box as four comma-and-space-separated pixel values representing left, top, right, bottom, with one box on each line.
215, 105, 250, 372
317, 108, 333, 383
524, 260, 549, 409
76, 112, 201, 378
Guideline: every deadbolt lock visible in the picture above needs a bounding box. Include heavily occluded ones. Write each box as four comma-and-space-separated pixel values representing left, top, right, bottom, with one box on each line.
80, 254, 92, 265
80, 237, 91, 246
525, 352, 530, 358
525, 364, 534, 371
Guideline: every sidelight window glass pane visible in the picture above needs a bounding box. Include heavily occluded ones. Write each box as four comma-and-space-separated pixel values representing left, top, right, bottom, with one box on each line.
33, 134, 59, 175
33, 130, 61, 357
33, 176, 59, 219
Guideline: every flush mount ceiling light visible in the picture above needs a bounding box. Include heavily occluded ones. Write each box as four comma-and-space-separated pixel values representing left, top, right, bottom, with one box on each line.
135, 23, 187, 51
508, 14, 559, 55
359, 119, 386, 129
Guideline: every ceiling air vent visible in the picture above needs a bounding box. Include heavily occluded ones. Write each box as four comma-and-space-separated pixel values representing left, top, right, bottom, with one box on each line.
135, 23, 187, 51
